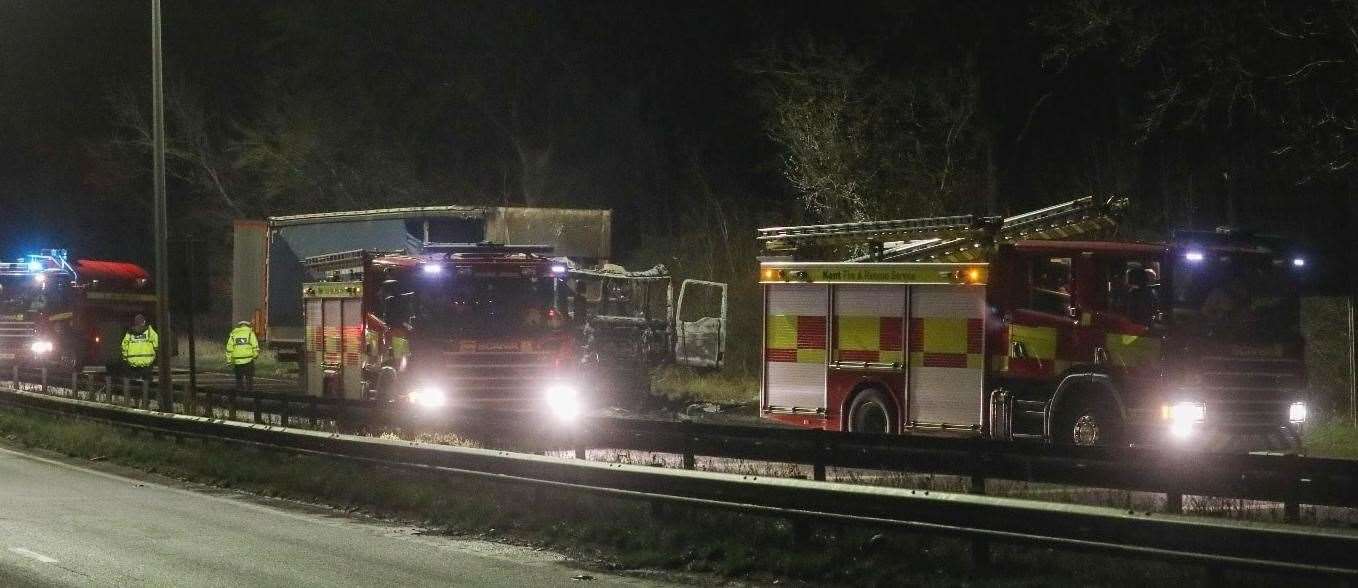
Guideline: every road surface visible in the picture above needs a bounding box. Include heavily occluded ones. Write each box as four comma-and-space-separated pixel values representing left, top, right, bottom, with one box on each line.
0, 446, 668, 587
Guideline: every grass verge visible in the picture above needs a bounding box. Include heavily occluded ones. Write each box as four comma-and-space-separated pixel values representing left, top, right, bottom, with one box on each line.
0, 407, 1282, 586
650, 366, 757, 406
1304, 420, 1358, 460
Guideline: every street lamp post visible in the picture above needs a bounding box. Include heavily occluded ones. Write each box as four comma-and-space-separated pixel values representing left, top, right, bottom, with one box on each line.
151, 0, 172, 411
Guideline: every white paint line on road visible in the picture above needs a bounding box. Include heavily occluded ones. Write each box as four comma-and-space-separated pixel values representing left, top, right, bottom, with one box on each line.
8, 547, 58, 564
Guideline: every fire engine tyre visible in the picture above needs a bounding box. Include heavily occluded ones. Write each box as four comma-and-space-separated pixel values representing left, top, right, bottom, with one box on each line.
847, 389, 896, 435
1054, 394, 1123, 447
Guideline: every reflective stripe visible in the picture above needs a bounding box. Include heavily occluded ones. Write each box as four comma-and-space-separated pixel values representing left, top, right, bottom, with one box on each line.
909, 318, 984, 368
1009, 324, 1057, 360
1104, 332, 1160, 368
765, 315, 826, 364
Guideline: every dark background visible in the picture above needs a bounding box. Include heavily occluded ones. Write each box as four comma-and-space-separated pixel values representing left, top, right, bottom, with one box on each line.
2, 1, 1354, 365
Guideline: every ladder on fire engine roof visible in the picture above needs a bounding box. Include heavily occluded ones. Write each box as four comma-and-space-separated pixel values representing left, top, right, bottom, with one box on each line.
757, 195, 1128, 261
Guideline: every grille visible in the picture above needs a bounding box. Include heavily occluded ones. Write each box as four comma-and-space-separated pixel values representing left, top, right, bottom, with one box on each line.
0, 321, 35, 356
439, 350, 556, 403
1199, 356, 1303, 428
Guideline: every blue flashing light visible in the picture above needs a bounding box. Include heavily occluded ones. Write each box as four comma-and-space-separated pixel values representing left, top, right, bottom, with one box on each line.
26, 261, 42, 272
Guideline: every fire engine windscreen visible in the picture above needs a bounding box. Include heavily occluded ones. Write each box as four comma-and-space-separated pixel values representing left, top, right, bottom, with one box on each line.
0, 275, 52, 315
409, 275, 561, 337
1171, 252, 1301, 345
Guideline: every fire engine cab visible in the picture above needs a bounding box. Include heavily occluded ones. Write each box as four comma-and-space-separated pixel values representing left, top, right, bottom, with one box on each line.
300, 243, 726, 422
0, 250, 156, 371
758, 197, 1309, 451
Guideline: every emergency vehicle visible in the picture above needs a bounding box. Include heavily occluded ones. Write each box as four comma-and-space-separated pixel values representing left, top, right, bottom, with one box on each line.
298, 243, 725, 420
758, 196, 1309, 451
0, 250, 156, 371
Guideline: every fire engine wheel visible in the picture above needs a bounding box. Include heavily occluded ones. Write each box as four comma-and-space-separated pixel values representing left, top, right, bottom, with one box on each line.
1056, 396, 1123, 447
847, 389, 896, 435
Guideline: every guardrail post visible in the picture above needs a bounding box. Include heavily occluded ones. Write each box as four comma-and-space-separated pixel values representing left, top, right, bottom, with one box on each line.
229, 390, 238, 421
1166, 491, 1183, 514
253, 393, 262, 424
573, 430, 586, 460
139, 379, 149, 410
308, 396, 319, 429
1284, 500, 1300, 523
39, 367, 47, 394
280, 396, 290, 428
101, 374, 109, 403
681, 421, 696, 470
11, 364, 17, 387
812, 430, 827, 481
966, 450, 987, 494
121, 378, 130, 406
70, 371, 79, 398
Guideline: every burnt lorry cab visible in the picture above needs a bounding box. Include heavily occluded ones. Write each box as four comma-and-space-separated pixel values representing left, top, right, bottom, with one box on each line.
0, 250, 156, 371
759, 197, 1307, 451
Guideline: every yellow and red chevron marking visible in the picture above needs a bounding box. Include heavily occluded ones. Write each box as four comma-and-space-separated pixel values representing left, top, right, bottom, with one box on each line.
836, 316, 904, 363
766, 315, 827, 363
908, 318, 984, 369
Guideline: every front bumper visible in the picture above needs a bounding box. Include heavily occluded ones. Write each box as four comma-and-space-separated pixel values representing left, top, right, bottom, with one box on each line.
1130, 422, 1304, 453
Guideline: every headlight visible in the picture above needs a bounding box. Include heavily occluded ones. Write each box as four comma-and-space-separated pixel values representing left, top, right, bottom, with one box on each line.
1289, 402, 1308, 424
1164, 401, 1206, 439
29, 340, 53, 354
1170, 401, 1206, 424
544, 383, 580, 421
407, 386, 447, 408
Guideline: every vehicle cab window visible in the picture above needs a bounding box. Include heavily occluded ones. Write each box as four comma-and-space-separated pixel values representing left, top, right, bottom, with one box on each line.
1027, 256, 1073, 316
1101, 258, 1162, 327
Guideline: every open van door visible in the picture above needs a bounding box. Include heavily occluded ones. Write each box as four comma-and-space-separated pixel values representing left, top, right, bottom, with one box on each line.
674, 279, 727, 368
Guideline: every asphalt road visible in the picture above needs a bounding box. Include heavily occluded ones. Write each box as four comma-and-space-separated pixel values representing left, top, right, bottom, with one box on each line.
0, 447, 668, 587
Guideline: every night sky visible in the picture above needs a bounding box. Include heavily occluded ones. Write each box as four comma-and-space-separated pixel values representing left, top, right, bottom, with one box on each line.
1, 1, 1353, 285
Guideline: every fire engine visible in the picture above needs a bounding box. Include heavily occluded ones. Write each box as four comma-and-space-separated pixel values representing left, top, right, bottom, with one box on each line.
757, 196, 1310, 451
298, 243, 725, 421
0, 249, 156, 371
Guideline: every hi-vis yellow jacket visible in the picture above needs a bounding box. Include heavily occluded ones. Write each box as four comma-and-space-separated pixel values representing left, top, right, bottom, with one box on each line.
121, 326, 159, 368
225, 325, 260, 365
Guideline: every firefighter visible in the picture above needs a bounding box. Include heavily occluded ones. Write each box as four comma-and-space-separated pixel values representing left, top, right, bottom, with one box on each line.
120, 314, 158, 383
225, 320, 260, 394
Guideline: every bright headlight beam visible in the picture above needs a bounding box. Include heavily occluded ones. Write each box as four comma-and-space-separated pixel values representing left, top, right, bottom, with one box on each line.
1289, 402, 1307, 424
1292, 257, 1306, 268
29, 340, 53, 354
422, 264, 443, 275
408, 386, 447, 408
1185, 251, 1205, 263
544, 383, 580, 421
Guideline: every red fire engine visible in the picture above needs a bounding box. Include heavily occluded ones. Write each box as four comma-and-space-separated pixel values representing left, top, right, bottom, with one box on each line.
299, 243, 725, 421
0, 249, 157, 371
758, 197, 1309, 451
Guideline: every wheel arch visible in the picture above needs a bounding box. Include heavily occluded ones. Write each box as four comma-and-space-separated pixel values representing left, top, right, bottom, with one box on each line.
840, 378, 900, 432
1044, 372, 1126, 440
